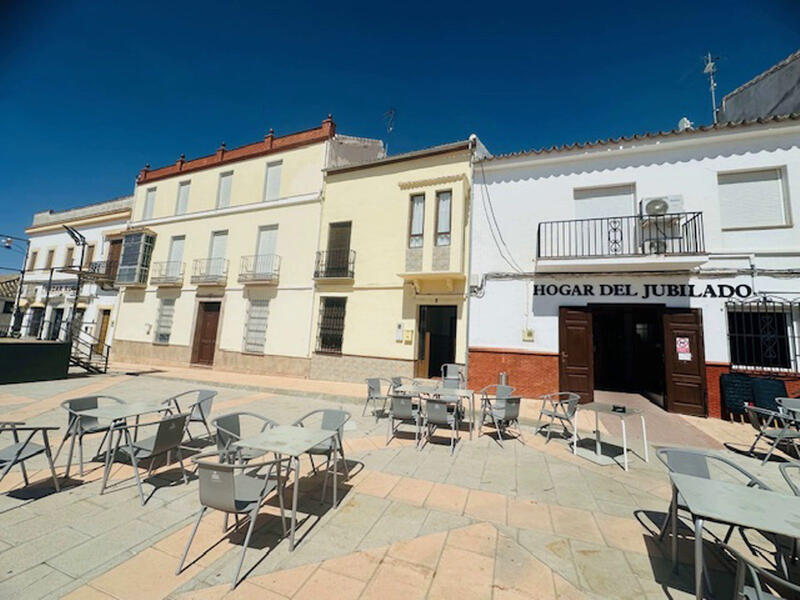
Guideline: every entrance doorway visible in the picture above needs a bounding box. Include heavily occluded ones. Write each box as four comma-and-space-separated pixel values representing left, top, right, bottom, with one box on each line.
416, 305, 457, 378
192, 302, 221, 366
95, 309, 111, 352
48, 308, 64, 340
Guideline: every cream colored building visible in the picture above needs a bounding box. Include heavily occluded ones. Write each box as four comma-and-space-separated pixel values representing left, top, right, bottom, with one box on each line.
112, 117, 384, 375
310, 139, 487, 382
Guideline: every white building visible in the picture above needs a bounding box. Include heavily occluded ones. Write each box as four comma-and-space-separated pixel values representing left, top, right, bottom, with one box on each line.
468, 114, 800, 418
21, 196, 132, 358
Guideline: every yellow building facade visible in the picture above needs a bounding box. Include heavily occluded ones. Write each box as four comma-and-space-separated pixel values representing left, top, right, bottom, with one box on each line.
310, 140, 486, 382
112, 118, 384, 375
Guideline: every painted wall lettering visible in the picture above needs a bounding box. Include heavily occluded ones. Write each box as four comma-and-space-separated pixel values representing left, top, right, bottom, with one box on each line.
532, 282, 753, 299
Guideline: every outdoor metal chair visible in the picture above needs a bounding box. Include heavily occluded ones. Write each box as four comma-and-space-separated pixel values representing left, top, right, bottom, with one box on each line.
390, 376, 415, 392
292, 409, 350, 501
480, 394, 523, 447
115, 413, 190, 505
777, 397, 800, 423
779, 462, 800, 563
722, 542, 800, 600
363, 378, 391, 421
478, 384, 515, 418
745, 405, 800, 464
53, 395, 125, 476
386, 393, 421, 448
534, 392, 581, 449
0, 422, 60, 492
423, 392, 461, 454
177, 450, 288, 589
212, 412, 277, 462
162, 389, 217, 440
441, 363, 464, 389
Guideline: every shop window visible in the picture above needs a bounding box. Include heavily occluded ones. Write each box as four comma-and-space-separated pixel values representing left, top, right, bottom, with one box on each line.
726, 298, 800, 373
155, 298, 175, 344
316, 297, 346, 354
244, 299, 270, 353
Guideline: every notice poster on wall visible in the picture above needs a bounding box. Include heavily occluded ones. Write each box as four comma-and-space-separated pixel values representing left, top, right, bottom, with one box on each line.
676, 336, 692, 361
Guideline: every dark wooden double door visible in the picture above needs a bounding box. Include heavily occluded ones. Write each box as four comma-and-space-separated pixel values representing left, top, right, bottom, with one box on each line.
191, 302, 221, 366
558, 306, 707, 416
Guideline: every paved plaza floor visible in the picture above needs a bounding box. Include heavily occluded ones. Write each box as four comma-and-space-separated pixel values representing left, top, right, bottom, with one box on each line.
0, 367, 796, 599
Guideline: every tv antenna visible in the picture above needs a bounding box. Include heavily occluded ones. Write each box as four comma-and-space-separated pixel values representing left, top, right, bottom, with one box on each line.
703, 52, 719, 124
383, 108, 397, 153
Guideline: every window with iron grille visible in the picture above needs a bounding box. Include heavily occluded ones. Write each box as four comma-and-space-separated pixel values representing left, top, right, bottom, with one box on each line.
317, 297, 346, 354
726, 298, 800, 374
155, 298, 175, 344
244, 299, 269, 353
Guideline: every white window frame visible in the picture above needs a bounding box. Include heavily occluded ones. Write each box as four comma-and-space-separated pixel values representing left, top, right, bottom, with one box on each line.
717, 166, 791, 231
409, 193, 425, 248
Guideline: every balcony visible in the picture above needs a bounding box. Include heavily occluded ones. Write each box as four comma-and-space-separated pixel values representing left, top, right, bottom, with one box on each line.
191, 257, 228, 285
535, 212, 707, 272
314, 249, 355, 280
150, 261, 185, 286
84, 261, 119, 282
239, 254, 281, 284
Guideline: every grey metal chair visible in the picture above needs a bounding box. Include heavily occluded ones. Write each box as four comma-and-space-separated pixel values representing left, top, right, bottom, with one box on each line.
534, 392, 581, 447
441, 363, 464, 389
481, 395, 523, 447
478, 384, 515, 425
162, 389, 217, 440
212, 412, 277, 462
722, 542, 800, 600
423, 392, 461, 454
386, 393, 421, 448
390, 376, 415, 391
115, 413, 190, 505
779, 462, 800, 563
776, 397, 800, 423
292, 409, 350, 502
177, 450, 288, 589
54, 395, 125, 476
363, 378, 391, 421
0, 422, 60, 491
745, 405, 800, 464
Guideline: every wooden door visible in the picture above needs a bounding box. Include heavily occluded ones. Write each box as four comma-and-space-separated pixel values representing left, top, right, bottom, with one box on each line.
558, 307, 594, 403
415, 306, 430, 378
95, 309, 111, 352
192, 302, 221, 365
106, 239, 122, 278
663, 309, 707, 416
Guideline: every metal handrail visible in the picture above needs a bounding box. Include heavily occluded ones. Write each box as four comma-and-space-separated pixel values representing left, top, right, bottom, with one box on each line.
536, 212, 705, 259
191, 257, 228, 284
239, 254, 281, 282
150, 261, 185, 284
314, 249, 355, 279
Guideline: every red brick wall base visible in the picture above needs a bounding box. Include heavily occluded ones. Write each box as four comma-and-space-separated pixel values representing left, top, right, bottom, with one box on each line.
705, 363, 800, 420
468, 347, 559, 399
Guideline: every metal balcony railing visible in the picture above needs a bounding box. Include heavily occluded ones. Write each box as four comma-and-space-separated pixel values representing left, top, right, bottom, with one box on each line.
191, 257, 229, 285
536, 212, 705, 259
239, 254, 281, 283
86, 260, 119, 281
150, 261, 185, 285
314, 249, 355, 279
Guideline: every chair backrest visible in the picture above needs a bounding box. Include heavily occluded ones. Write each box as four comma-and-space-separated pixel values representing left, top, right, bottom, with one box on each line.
719, 373, 753, 415
390, 394, 416, 420
213, 413, 242, 452
171, 389, 216, 420
656, 447, 769, 489
723, 543, 800, 600
366, 378, 382, 399
425, 399, 453, 425
494, 397, 521, 421
495, 385, 514, 399
320, 409, 350, 436
197, 459, 238, 513
563, 395, 580, 419
151, 413, 189, 455
62, 395, 123, 429
780, 462, 800, 496
751, 378, 787, 412
776, 396, 800, 417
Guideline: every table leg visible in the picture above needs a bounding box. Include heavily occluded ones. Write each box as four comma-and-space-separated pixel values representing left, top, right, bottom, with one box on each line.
470, 393, 475, 440
64, 420, 78, 479
694, 517, 704, 600
333, 435, 338, 508
641, 415, 649, 463
671, 485, 678, 572
594, 410, 601, 456
290, 455, 299, 551
100, 424, 121, 495
621, 419, 628, 472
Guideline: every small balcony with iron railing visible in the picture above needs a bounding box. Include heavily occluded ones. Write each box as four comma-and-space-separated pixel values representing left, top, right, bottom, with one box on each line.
191, 257, 229, 285
314, 249, 355, 280
86, 260, 119, 282
535, 212, 707, 272
150, 261, 185, 286
239, 254, 281, 284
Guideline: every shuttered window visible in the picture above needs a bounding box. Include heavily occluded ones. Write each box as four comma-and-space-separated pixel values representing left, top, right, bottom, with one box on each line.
264, 161, 282, 202
217, 171, 233, 208
436, 190, 451, 246
574, 184, 635, 219
155, 299, 175, 344
244, 299, 270, 353
409, 194, 424, 248
718, 168, 788, 229
143, 188, 156, 220
175, 181, 190, 215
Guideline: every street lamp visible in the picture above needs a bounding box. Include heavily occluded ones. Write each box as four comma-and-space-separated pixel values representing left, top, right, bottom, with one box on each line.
62, 225, 87, 339
0, 233, 31, 337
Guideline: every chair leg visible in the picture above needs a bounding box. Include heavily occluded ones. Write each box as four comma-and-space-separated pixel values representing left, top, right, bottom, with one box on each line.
78, 434, 85, 476
177, 447, 188, 484
147, 457, 155, 479
494, 417, 504, 448
362, 398, 369, 418
176, 506, 207, 574
42, 432, 60, 492
748, 433, 762, 455
658, 498, 673, 541
309, 454, 317, 474
762, 439, 779, 465
53, 419, 74, 464
232, 505, 260, 589
321, 454, 331, 502
124, 429, 145, 506
95, 429, 110, 460
276, 476, 287, 537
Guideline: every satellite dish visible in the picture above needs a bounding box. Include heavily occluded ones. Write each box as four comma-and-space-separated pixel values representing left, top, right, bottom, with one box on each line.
644, 198, 670, 216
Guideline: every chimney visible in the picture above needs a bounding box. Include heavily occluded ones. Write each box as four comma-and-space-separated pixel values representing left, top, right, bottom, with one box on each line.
322, 114, 336, 137
176, 154, 186, 171
216, 142, 226, 161
137, 163, 151, 182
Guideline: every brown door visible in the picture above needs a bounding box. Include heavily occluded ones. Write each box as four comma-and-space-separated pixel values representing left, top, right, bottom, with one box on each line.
192, 302, 221, 365
95, 309, 111, 352
415, 306, 430, 378
663, 309, 707, 416
106, 239, 122, 278
558, 307, 594, 403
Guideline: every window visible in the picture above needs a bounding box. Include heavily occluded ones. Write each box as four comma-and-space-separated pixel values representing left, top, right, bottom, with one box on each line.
28, 307, 44, 337
727, 298, 800, 373
83, 245, 95, 268
28, 251, 38, 270
264, 161, 282, 202
208, 231, 228, 276
143, 187, 156, 220
2, 301, 13, 314
435, 190, 452, 246
155, 298, 176, 344
255, 225, 278, 274
217, 171, 233, 208
64, 247, 74, 267
244, 299, 270, 353
409, 194, 425, 248
175, 181, 190, 215
718, 168, 789, 230
573, 184, 635, 219
116, 232, 155, 284
167, 236, 185, 277
45, 249, 55, 269
317, 297, 346, 354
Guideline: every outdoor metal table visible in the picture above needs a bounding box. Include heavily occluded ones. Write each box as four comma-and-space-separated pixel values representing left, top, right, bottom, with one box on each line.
234, 425, 340, 551
669, 472, 800, 600
67, 400, 166, 493
396, 383, 476, 439
576, 403, 647, 471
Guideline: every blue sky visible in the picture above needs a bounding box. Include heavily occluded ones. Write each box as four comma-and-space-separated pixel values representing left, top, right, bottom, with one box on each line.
1, 0, 798, 270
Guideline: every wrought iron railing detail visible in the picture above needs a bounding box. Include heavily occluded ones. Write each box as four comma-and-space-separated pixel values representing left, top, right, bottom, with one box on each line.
536, 212, 705, 259
191, 257, 229, 284
87, 260, 119, 280
726, 297, 800, 375
239, 254, 281, 283
314, 249, 355, 279
150, 261, 185, 285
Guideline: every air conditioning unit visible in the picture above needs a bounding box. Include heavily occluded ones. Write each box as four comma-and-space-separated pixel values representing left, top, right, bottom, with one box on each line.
640, 195, 683, 216
639, 196, 684, 254
643, 239, 668, 255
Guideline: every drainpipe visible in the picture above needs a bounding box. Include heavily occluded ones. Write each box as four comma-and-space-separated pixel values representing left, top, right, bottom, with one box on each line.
464, 134, 478, 386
